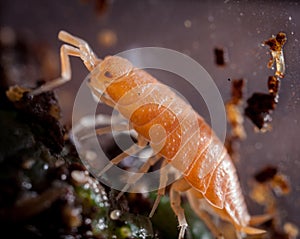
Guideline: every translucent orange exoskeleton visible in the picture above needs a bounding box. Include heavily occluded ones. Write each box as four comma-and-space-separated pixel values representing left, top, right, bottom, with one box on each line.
31, 31, 268, 239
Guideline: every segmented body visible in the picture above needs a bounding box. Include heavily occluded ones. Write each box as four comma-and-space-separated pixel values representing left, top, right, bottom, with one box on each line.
33, 31, 265, 237
97, 56, 251, 231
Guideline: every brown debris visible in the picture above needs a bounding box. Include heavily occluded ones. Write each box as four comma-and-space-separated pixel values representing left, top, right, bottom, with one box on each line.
254, 165, 278, 183
268, 76, 280, 102
6, 85, 30, 102
252, 165, 291, 203
250, 165, 292, 239
271, 174, 291, 195
214, 47, 229, 66
230, 79, 244, 104
264, 32, 287, 52
245, 32, 287, 132
245, 92, 276, 131
225, 79, 246, 162
226, 79, 246, 140
264, 32, 287, 79
6, 84, 65, 153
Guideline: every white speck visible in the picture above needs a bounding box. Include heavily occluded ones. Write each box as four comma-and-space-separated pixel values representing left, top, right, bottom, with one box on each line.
22, 181, 32, 189
61, 174, 67, 180
97, 218, 107, 230
289, 16, 292, 21
110, 209, 122, 220
291, 31, 294, 35
240, 12, 244, 16
184, 20, 192, 28
85, 218, 92, 224
71, 170, 88, 184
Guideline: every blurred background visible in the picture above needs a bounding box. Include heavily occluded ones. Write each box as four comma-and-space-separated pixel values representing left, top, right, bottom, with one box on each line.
1, 0, 300, 236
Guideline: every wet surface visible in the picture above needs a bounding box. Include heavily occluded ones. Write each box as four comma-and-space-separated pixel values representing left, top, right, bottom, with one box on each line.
1, 0, 300, 235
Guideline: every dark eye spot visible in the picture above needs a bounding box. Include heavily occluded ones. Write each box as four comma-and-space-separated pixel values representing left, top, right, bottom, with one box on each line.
104, 71, 113, 78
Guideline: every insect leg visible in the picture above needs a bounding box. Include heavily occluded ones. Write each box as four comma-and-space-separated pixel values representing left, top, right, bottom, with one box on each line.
95, 125, 129, 135
58, 30, 87, 48
58, 31, 100, 71
149, 159, 169, 217
72, 112, 126, 142
116, 155, 162, 200
97, 136, 148, 177
77, 124, 129, 141
186, 190, 224, 238
30, 44, 81, 95
169, 178, 191, 239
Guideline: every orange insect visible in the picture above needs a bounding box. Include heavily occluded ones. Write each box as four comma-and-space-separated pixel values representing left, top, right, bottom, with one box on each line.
31, 31, 268, 238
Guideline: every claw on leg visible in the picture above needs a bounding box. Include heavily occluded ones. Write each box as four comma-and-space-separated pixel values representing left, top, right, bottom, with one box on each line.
169, 178, 191, 239
178, 224, 188, 239
58, 30, 100, 71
